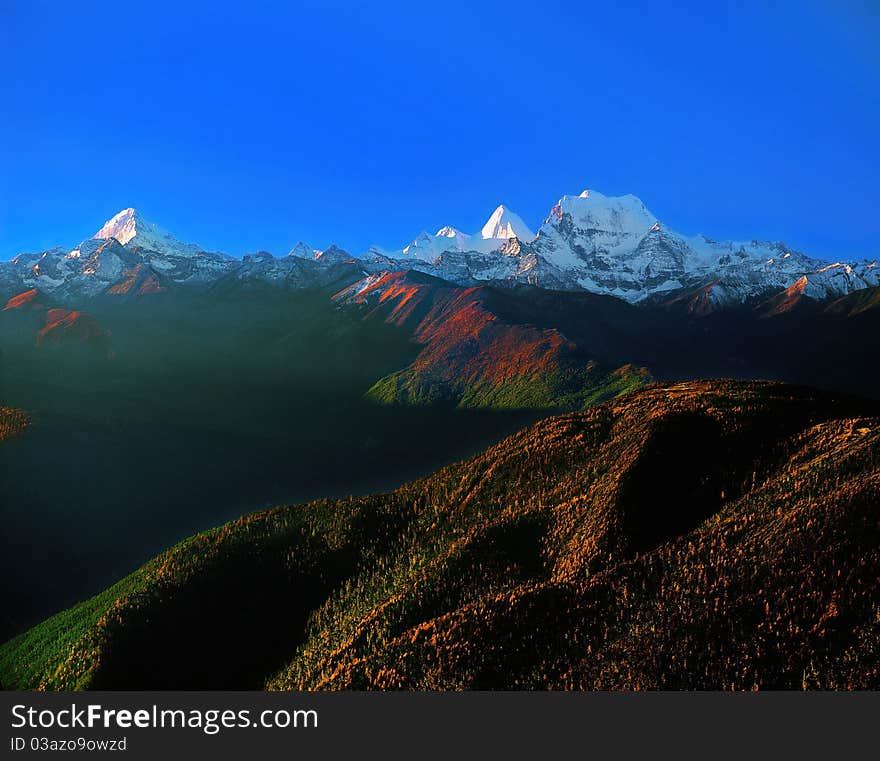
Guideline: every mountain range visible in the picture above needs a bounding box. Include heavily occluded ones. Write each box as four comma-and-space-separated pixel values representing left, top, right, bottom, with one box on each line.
3, 189, 877, 309
4, 192, 880, 415
2, 192, 880, 692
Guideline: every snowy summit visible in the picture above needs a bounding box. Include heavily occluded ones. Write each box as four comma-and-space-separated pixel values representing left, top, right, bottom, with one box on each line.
480, 205, 535, 242
94, 208, 209, 258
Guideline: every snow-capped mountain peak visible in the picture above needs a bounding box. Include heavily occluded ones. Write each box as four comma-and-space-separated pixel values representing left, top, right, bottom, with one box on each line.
93, 208, 207, 258
548, 190, 658, 236
395, 226, 473, 261
436, 225, 466, 239
370, 207, 534, 263
480, 205, 535, 242
0, 208, 236, 300
94, 208, 143, 246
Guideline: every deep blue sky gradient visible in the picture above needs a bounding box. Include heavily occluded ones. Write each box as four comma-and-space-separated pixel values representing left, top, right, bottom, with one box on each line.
1, 0, 878, 259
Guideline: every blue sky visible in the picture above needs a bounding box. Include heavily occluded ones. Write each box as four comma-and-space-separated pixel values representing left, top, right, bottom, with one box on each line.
1, 0, 877, 259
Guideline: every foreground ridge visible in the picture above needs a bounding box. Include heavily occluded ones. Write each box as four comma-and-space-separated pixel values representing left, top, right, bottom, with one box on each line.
2, 379, 878, 690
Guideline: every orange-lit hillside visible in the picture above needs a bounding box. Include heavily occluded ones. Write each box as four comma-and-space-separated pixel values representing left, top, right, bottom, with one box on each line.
35, 308, 109, 353
757, 276, 810, 317
336, 271, 650, 409
4, 288, 45, 311
2, 289, 111, 354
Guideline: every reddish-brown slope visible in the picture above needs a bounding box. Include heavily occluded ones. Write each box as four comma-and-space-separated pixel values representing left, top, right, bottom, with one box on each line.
106, 263, 166, 296
757, 276, 810, 317
658, 279, 722, 316
335, 271, 650, 408
4, 288, 46, 311
36, 308, 109, 352
2, 289, 111, 354
337, 270, 573, 382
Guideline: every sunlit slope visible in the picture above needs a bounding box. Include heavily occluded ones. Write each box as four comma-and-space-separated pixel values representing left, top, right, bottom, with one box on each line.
335, 271, 652, 410
2, 380, 878, 690
0, 406, 28, 442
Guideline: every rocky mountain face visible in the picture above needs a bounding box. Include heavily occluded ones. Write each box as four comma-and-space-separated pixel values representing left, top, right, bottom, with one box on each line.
1, 191, 877, 310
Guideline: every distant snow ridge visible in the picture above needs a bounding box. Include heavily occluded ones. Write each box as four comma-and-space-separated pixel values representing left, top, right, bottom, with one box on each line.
1, 192, 878, 307
368, 189, 879, 306
373, 203, 536, 263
